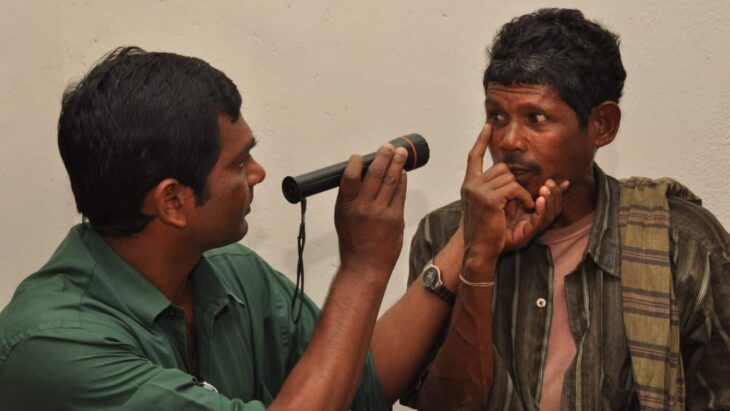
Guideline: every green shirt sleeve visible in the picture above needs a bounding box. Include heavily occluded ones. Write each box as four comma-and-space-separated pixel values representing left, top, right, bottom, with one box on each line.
0, 329, 264, 411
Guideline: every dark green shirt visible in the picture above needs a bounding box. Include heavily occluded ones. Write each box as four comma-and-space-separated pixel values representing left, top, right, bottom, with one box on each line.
403, 166, 730, 410
0, 225, 389, 410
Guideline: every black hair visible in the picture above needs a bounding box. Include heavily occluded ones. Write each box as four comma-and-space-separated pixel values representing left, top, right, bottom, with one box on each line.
483, 8, 626, 126
58, 46, 242, 236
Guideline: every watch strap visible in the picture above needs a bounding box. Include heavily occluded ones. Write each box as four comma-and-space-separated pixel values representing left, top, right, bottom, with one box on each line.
422, 262, 456, 306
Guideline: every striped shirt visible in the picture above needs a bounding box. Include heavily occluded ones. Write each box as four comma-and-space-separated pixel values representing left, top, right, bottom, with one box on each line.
402, 166, 730, 410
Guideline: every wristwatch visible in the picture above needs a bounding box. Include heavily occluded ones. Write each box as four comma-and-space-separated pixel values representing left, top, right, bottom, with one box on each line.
421, 261, 456, 306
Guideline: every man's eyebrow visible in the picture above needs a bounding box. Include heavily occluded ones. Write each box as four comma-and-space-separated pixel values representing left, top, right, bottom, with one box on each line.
232, 136, 258, 163
484, 97, 500, 106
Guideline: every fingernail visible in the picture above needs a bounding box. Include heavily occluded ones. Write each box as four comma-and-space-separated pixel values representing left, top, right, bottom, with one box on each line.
394, 147, 407, 160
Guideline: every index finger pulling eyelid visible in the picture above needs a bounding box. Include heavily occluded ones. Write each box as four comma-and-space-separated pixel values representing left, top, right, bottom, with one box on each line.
467, 124, 493, 176
474, 123, 492, 151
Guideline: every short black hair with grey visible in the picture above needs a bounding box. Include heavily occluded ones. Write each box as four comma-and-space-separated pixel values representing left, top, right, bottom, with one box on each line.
483, 8, 627, 126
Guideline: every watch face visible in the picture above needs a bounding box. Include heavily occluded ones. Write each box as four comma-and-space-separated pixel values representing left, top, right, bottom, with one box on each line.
423, 267, 437, 286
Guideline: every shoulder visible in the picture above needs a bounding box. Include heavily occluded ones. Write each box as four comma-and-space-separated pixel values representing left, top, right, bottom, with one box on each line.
204, 242, 276, 278
413, 200, 462, 244
203, 242, 298, 308
204, 243, 322, 347
408, 200, 461, 282
668, 197, 729, 256
0, 282, 134, 370
0, 247, 111, 365
420, 200, 462, 225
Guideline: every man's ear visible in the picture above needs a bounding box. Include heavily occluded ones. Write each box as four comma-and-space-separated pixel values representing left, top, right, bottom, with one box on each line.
589, 101, 621, 149
141, 178, 193, 229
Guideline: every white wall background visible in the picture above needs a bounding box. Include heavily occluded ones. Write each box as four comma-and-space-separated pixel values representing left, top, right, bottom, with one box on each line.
1, 1, 728, 408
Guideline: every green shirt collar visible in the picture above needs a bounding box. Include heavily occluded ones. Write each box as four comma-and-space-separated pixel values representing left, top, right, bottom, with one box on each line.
76, 225, 240, 326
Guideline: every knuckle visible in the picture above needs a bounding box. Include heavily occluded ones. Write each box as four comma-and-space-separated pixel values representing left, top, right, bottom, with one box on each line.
353, 203, 369, 217
393, 149, 408, 163
341, 170, 358, 181
461, 187, 475, 199
383, 175, 399, 187
378, 144, 395, 155
367, 166, 385, 179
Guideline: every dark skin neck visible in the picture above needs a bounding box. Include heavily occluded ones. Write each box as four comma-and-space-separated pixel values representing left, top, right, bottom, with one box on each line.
105, 229, 200, 375
549, 162, 598, 229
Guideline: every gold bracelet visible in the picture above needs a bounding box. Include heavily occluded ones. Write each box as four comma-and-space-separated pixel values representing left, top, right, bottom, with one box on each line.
459, 273, 495, 287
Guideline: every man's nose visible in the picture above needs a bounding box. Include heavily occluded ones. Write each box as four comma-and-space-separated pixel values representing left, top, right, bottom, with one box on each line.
498, 123, 527, 152
248, 158, 266, 186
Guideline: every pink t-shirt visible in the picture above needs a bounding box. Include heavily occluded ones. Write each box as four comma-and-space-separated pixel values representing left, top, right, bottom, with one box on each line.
538, 211, 595, 411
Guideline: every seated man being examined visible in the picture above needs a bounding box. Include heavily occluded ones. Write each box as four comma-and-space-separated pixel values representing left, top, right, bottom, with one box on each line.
403, 8, 729, 411
0, 47, 447, 410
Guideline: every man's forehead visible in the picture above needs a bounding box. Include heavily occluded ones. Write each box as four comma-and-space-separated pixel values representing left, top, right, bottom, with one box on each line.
217, 113, 254, 152
485, 82, 561, 103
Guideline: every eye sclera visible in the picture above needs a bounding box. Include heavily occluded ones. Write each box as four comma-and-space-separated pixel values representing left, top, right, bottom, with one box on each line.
486, 110, 507, 125
528, 112, 548, 125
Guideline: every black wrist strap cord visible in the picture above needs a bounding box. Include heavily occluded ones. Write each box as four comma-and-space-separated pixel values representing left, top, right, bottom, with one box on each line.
291, 198, 306, 324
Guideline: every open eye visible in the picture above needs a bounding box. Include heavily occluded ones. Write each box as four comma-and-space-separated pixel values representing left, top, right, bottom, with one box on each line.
528, 113, 547, 125
487, 110, 507, 125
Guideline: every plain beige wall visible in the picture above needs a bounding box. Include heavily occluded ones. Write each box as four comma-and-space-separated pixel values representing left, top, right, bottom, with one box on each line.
1, 2, 728, 408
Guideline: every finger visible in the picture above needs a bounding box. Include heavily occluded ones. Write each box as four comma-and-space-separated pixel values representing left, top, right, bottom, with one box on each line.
544, 178, 567, 219
361, 144, 395, 200
485, 169, 518, 190
461, 162, 512, 202
505, 199, 518, 227
534, 196, 547, 218
337, 154, 364, 207
493, 182, 535, 210
527, 195, 547, 232
466, 123, 493, 179
376, 147, 408, 205
540, 181, 557, 221
482, 162, 513, 182
390, 170, 408, 210
528, 179, 562, 232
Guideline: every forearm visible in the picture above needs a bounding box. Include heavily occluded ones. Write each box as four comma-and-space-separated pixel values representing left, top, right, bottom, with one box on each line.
371, 226, 464, 402
371, 279, 450, 403
417, 258, 495, 411
269, 266, 388, 411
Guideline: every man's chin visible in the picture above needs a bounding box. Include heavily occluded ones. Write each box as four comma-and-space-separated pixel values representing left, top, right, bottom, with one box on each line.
238, 220, 249, 241
220, 221, 249, 247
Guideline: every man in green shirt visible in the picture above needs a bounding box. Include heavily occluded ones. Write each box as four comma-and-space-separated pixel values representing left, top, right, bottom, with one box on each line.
0, 47, 447, 410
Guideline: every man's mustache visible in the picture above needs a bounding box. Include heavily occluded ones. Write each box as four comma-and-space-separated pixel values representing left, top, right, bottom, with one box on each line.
498, 153, 542, 174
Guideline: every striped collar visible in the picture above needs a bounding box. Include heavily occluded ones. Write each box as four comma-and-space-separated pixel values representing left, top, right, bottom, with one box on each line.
584, 164, 622, 278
